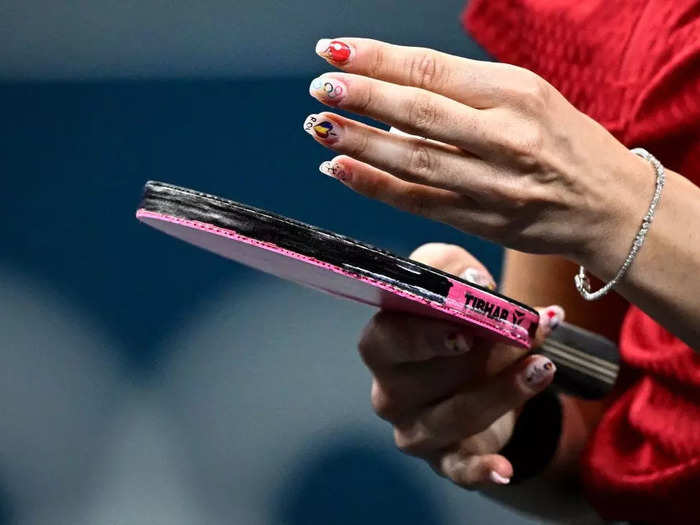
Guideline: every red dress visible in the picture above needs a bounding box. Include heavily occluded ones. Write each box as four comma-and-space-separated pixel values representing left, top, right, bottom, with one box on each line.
463, 1, 700, 523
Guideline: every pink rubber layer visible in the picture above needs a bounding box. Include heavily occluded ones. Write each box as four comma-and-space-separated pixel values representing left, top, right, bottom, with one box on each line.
136, 209, 537, 348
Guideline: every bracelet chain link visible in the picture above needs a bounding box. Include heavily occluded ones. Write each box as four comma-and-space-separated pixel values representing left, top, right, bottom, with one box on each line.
574, 148, 665, 301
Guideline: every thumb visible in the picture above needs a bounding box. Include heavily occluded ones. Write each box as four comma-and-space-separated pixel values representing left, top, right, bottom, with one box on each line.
439, 451, 515, 488
409, 243, 496, 290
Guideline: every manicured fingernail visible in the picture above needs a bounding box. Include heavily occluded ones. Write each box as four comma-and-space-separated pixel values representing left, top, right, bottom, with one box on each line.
522, 356, 556, 388
444, 332, 471, 353
309, 76, 347, 105
540, 305, 565, 331
319, 160, 351, 182
303, 114, 319, 133
315, 39, 353, 63
303, 114, 341, 143
459, 267, 497, 291
489, 470, 511, 485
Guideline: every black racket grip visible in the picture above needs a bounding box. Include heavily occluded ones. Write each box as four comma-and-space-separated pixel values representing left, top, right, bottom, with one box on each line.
539, 322, 619, 399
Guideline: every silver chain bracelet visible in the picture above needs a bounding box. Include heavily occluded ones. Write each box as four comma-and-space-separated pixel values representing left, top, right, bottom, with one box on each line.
574, 147, 665, 301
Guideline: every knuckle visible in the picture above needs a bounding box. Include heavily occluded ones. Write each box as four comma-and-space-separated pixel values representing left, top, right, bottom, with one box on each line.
520, 125, 545, 157
356, 81, 376, 113
399, 185, 430, 217
393, 425, 430, 456
357, 318, 380, 363
357, 311, 394, 366
407, 50, 448, 90
347, 129, 371, 159
479, 213, 511, 240
406, 93, 440, 133
446, 394, 483, 435
407, 142, 435, 179
368, 46, 387, 79
502, 193, 532, 219
450, 470, 481, 490
483, 175, 533, 211
500, 123, 544, 160
516, 72, 550, 113
357, 170, 388, 202
440, 453, 482, 490
356, 333, 373, 364
370, 381, 399, 420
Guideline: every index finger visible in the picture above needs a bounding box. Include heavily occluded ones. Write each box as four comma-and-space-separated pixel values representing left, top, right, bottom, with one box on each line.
315, 37, 512, 108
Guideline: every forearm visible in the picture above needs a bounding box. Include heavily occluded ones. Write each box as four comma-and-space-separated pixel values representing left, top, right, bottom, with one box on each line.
581, 167, 700, 348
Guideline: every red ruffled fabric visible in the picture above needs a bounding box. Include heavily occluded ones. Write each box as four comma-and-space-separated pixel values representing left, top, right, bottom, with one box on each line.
462, 1, 700, 523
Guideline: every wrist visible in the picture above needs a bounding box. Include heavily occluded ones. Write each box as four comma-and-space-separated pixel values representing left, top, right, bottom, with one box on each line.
570, 151, 654, 281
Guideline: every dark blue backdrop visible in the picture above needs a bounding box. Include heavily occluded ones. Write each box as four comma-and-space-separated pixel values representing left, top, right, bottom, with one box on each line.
1, 78, 502, 368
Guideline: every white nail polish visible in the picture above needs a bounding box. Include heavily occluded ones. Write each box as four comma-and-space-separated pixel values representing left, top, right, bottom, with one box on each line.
315, 39, 332, 55
459, 267, 497, 291
540, 305, 565, 330
319, 160, 350, 182
523, 356, 556, 388
489, 470, 511, 485
315, 39, 352, 63
319, 161, 335, 178
303, 114, 319, 134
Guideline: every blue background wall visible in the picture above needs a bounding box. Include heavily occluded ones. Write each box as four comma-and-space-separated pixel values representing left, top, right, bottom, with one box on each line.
1, 78, 501, 367
0, 2, 544, 523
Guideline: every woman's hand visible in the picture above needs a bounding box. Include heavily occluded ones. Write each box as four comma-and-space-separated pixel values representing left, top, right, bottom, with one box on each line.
304, 38, 650, 265
358, 243, 564, 486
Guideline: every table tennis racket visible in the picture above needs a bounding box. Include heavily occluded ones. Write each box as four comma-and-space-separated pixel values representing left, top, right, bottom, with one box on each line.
136, 181, 618, 398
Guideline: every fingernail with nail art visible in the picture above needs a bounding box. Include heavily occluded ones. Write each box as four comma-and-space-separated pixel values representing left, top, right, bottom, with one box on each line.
309, 76, 347, 105
303, 114, 341, 143
460, 267, 497, 291
319, 160, 351, 182
303, 114, 319, 133
540, 305, 565, 331
522, 356, 556, 388
315, 39, 352, 63
445, 332, 471, 353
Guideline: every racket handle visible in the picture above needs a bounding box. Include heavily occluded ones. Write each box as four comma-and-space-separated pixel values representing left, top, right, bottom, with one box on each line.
539, 322, 619, 399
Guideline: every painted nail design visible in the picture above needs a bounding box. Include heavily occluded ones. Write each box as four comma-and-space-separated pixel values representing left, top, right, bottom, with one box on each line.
489, 470, 511, 485
303, 114, 319, 133
445, 332, 471, 353
522, 356, 556, 388
460, 267, 497, 291
540, 305, 565, 331
315, 39, 352, 63
303, 114, 340, 143
309, 76, 347, 104
319, 160, 350, 182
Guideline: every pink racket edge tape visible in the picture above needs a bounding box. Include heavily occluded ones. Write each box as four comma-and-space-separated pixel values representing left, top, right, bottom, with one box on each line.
136, 209, 538, 348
